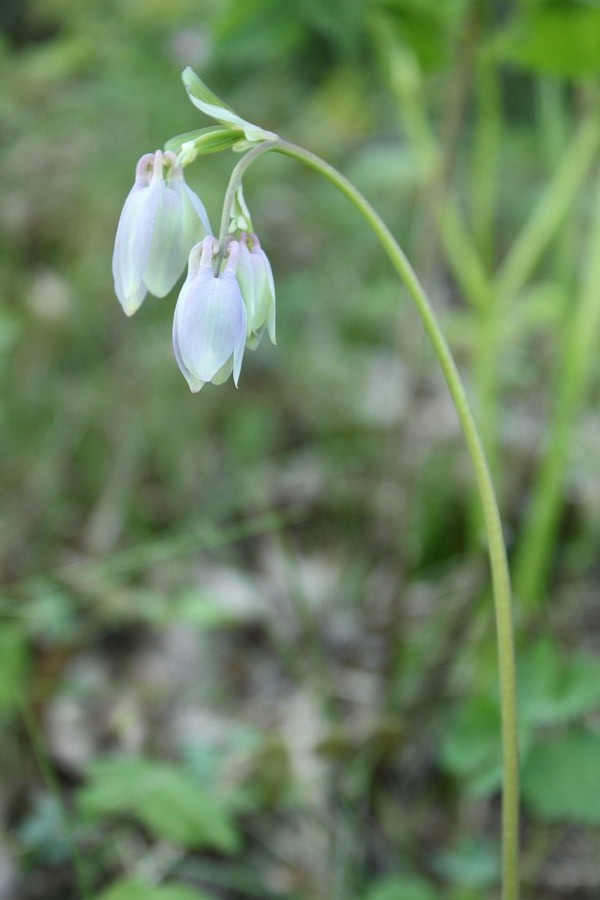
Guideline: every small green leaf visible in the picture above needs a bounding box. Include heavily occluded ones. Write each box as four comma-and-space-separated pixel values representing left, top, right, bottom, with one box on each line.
79, 757, 239, 852
522, 730, 600, 823
440, 693, 531, 796
518, 639, 600, 728
435, 836, 500, 889
136, 769, 239, 852
0, 622, 29, 714
94, 877, 214, 900
362, 874, 441, 900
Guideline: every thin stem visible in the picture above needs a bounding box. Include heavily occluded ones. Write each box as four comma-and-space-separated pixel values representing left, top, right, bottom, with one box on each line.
217, 141, 277, 251
231, 138, 519, 898
494, 113, 600, 302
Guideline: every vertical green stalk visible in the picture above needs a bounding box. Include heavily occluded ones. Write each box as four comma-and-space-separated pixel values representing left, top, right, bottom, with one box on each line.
513, 163, 600, 608
466, 45, 501, 544
468, 110, 599, 544
224, 140, 520, 899
469, 43, 500, 270
536, 79, 573, 285
495, 113, 600, 303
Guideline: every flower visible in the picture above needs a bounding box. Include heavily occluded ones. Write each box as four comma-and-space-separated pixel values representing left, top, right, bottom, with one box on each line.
172, 237, 247, 392
112, 149, 211, 316
235, 233, 276, 350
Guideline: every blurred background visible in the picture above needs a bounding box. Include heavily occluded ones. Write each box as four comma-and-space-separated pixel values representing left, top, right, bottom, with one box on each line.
2, 1, 600, 898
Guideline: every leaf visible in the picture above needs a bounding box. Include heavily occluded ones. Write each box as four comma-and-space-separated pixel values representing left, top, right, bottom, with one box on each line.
0, 622, 29, 714
94, 877, 214, 900
362, 874, 441, 900
136, 769, 239, 851
495, 3, 600, 76
518, 638, 600, 728
522, 730, 600, 823
79, 757, 239, 852
439, 694, 502, 791
435, 836, 500, 889
440, 693, 532, 796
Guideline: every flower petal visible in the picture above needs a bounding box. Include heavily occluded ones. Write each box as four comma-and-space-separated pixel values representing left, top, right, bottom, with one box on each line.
174, 265, 245, 383
112, 180, 159, 312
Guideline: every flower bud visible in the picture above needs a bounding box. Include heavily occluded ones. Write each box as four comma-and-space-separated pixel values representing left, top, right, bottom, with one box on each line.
235, 233, 276, 350
172, 237, 247, 392
112, 150, 211, 316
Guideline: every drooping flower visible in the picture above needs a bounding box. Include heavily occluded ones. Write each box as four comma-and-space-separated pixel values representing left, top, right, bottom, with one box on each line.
173, 237, 247, 392
235, 233, 276, 350
112, 150, 211, 316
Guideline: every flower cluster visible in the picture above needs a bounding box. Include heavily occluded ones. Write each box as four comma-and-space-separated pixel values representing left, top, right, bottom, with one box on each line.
112, 154, 276, 392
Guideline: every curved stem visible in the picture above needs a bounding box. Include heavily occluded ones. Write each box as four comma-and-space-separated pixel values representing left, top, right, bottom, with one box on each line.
226, 137, 519, 898
216, 141, 277, 251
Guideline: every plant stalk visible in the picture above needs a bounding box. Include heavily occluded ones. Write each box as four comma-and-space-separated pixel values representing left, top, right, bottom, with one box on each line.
227, 138, 520, 899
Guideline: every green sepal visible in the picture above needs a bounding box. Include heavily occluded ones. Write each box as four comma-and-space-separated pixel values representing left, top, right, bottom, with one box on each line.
181, 67, 278, 144
165, 126, 245, 164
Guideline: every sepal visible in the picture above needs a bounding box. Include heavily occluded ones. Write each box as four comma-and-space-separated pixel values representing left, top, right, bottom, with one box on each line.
182, 67, 278, 144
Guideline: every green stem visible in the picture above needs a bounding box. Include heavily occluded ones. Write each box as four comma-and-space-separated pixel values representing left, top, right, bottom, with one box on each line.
216, 141, 277, 251
495, 113, 600, 302
513, 162, 600, 608
232, 138, 519, 899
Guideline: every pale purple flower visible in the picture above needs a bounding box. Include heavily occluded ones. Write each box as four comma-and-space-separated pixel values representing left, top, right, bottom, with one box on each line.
173, 237, 247, 392
234, 233, 276, 350
112, 150, 211, 316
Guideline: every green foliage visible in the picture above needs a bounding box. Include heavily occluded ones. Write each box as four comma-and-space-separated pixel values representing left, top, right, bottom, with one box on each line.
440, 637, 600, 798
78, 757, 240, 852
94, 878, 214, 900
0, 622, 29, 714
362, 874, 441, 900
522, 730, 600, 823
439, 692, 506, 796
434, 836, 499, 890
518, 637, 600, 727
496, 1, 600, 75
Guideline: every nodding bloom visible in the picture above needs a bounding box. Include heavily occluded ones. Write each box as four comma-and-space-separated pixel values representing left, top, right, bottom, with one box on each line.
234, 233, 276, 350
173, 237, 247, 392
112, 150, 211, 316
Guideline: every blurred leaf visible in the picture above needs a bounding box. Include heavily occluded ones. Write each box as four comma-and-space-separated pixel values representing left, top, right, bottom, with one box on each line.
0, 622, 29, 713
17, 794, 70, 865
518, 637, 600, 728
439, 694, 502, 794
435, 836, 500, 888
246, 737, 291, 807
94, 877, 213, 900
496, 2, 600, 75
522, 730, 600, 822
440, 693, 532, 796
362, 874, 441, 900
79, 757, 239, 852
213, 0, 306, 65
145, 589, 239, 629
372, 0, 467, 71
